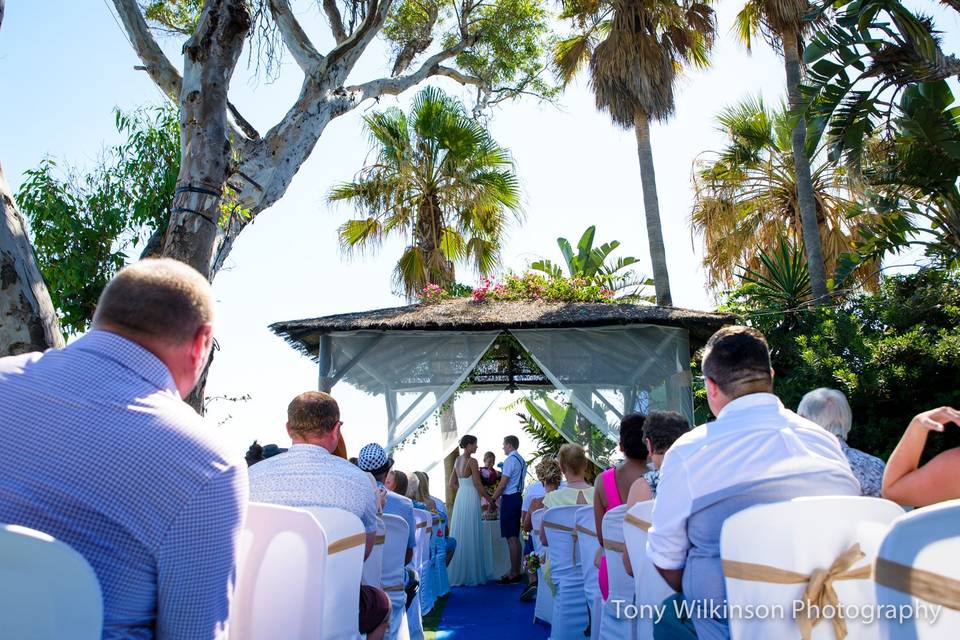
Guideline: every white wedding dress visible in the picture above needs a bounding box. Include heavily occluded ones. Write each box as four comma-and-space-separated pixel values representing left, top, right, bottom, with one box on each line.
447, 468, 489, 586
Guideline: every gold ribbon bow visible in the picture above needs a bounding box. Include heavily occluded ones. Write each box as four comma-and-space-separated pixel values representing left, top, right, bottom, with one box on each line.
722, 543, 871, 640
543, 521, 579, 566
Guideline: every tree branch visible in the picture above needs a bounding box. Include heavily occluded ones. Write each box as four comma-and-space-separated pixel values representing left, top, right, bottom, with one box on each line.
267, 0, 325, 77
348, 42, 478, 100
323, 0, 393, 83
322, 0, 348, 43
228, 101, 261, 140
111, 0, 183, 99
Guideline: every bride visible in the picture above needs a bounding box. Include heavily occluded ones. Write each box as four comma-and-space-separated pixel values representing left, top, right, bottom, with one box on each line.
446, 434, 489, 586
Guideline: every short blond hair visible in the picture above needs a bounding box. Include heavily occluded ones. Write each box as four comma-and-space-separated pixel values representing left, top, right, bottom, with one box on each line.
287, 391, 340, 437
93, 258, 213, 344
558, 443, 588, 475
535, 458, 562, 489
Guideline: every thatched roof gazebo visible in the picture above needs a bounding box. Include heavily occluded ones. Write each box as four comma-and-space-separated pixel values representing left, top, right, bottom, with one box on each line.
271, 300, 732, 453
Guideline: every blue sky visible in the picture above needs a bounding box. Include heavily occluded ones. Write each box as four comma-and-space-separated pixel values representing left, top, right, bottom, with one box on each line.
3, 1, 957, 483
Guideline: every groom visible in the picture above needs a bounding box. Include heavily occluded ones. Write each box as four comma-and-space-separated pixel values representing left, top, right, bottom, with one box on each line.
489, 435, 526, 583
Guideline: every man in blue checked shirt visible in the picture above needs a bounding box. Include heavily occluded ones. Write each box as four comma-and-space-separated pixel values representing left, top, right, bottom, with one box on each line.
0, 259, 248, 639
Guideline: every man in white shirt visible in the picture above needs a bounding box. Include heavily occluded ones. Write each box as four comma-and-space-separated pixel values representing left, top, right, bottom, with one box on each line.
488, 435, 527, 582
647, 326, 859, 640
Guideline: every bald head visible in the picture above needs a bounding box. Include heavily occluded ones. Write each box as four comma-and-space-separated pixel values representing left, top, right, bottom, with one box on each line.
93, 259, 215, 399
93, 259, 214, 345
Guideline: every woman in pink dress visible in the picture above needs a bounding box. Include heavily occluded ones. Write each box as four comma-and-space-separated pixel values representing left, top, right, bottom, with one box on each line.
593, 413, 650, 600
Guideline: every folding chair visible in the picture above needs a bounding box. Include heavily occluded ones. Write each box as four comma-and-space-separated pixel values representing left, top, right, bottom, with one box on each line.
382, 514, 411, 640
623, 500, 672, 640
599, 505, 636, 640
575, 505, 602, 640
531, 508, 553, 625
543, 505, 589, 640
305, 507, 367, 640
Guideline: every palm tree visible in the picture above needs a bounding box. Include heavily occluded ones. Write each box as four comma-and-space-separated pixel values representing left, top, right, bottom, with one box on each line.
690, 97, 878, 291
734, 0, 830, 304
329, 86, 521, 298
554, 0, 717, 306
329, 86, 521, 509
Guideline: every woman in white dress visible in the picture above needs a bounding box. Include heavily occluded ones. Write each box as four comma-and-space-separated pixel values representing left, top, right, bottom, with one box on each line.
446, 434, 489, 586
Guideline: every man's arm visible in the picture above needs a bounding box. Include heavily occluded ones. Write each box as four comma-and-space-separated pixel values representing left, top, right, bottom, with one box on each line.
644, 449, 692, 595
157, 464, 248, 639
656, 566, 684, 592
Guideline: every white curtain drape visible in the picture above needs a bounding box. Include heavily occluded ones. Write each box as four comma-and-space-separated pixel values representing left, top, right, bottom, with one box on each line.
510, 326, 692, 461
321, 330, 500, 450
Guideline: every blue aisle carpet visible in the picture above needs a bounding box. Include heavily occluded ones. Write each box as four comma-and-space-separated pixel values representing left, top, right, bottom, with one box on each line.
431, 582, 551, 639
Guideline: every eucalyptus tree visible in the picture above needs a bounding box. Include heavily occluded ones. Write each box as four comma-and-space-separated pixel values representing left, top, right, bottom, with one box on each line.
691, 97, 878, 291
734, 0, 831, 303
113, 0, 555, 280
0, 0, 63, 356
553, 0, 717, 306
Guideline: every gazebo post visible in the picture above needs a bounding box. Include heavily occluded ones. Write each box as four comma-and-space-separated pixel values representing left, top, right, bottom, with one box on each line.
318, 334, 334, 393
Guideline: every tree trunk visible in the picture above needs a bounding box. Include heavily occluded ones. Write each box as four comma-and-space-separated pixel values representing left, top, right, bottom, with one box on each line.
633, 111, 673, 307
781, 27, 830, 305
0, 162, 64, 356
162, 0, 250, 282
160, 1, 250, 413
0, 2, 62, 356
440, 405, 460, 512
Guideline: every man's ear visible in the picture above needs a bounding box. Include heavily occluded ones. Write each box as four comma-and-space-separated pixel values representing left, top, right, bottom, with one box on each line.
770, 367, 776, 381
705, 376, 719, 398
191, 323, 214, 367
285, 421, 295, 439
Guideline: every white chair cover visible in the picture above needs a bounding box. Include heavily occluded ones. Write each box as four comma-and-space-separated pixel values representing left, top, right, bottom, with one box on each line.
624, 500, 673, 640
531, 508, 553, 625
431, 513, 450, 598
416, 509, 435, 614
407, 508, 431, 640
543, 505, 589, 640
304, 507, 367, 640
600, 505, 636, 640
230, 503, 328, 640
876, 499, 960, 640
721, 496, 904, 640
382, 514, 411, 640
0, 523, 103, 640
363, 516, 386, 588
575, 506, 602, 640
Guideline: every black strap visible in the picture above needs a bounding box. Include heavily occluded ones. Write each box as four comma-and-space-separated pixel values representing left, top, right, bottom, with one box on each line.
175, 184, 223, 198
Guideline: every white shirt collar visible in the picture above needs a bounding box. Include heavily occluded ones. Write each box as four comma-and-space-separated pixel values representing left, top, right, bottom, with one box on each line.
716, 392, 782, 420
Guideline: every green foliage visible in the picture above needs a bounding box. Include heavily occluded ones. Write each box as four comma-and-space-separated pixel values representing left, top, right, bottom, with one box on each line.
16, 105, 179, 336
801, 0, 960, 274
514, 392, 614, 473
738, 238, 812, 315
529, 225, 653, 302
143, 0, 203, 34
383, 0, 558, 107
329, 86, 521, 298
722, 270, 960, 461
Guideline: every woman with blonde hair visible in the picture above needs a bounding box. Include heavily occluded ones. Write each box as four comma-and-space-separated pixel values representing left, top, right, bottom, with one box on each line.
543, 443, 595, 508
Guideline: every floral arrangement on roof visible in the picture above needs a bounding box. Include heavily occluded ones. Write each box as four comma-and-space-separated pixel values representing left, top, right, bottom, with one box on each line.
417, 272, 618, 305
417, 226, 654, 305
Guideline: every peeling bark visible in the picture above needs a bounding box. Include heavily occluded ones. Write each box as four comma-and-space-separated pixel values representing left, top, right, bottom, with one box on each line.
0, 162, 64, 356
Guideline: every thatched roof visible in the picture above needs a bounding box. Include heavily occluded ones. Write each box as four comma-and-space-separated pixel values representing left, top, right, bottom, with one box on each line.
271, 299, 733, 359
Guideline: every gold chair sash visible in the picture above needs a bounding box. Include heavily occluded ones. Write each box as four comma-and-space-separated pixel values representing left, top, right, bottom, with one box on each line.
543, 521, 579, 566
624, 513, 651, 532
374, 534, 386, 546
383, 583, 405, 592
875, 557, 960, 611
576, 525, 597, 538
722, 543, 871, 640
417, 521, 428, 529
604, 539, 626, 553
328, 532, 368, 555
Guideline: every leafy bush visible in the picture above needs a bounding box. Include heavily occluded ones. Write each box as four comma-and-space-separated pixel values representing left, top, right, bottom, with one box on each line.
717, 270, 960, 460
